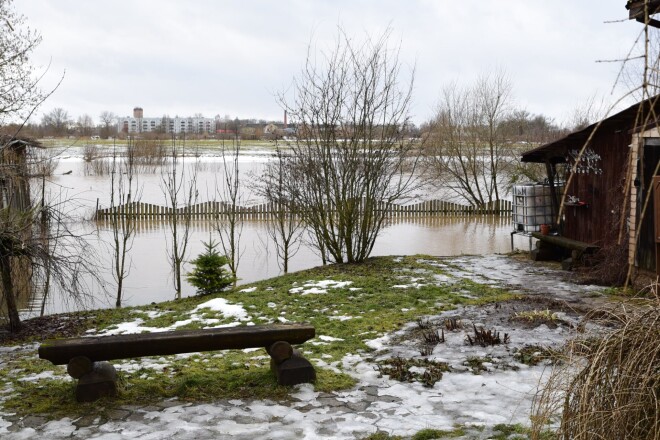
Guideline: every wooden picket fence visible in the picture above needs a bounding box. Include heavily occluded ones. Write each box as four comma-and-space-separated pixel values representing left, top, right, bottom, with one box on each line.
95, 199, 512, 221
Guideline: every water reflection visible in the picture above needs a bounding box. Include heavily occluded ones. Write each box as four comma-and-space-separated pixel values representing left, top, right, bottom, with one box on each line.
16, 150, 521, 319
21, 215, 514, 318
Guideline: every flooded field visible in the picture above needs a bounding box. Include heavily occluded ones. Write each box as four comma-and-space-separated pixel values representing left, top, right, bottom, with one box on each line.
18, 146, 523, 318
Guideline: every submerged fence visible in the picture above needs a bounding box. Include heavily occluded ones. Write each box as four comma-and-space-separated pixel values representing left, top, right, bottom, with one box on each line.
95, 199, 512, 221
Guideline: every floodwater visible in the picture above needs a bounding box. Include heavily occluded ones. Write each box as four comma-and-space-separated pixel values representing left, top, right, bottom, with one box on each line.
18, 147, 523, 318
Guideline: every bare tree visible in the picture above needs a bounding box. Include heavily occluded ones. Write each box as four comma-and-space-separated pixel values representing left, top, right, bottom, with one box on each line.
214, 133, 243, 283
278, 28, 418, 264
0, 0, 43, 126
76, 114, 94, 137
424, 72, 515, 208
41, 107, 70, 136
161, 135, 199, 299
109, 140, 141, 307
0, 157, 100, 331
561, 94, 608, 132
0, 1, 100, 331
99, 111, 116, 139
257, 149, 304, 273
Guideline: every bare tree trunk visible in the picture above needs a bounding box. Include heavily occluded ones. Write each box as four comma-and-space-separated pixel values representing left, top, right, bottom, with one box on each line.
110, 138, 141, 308
0, 253, 21, 332
257, 149, 304, 274
215, 132, 243, 284
161, 134, 198, 299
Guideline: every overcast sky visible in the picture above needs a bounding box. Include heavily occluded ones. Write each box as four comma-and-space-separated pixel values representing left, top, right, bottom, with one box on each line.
16, 1, 644, 125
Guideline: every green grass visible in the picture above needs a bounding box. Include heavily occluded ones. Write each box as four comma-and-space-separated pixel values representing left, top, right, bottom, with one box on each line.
359, 427, 467, 440
411, 427, 466, 439
39, 137, 279, 150
375, 357, 450, 387
360, 433, 403, 440
2, 255, 516, 418
513, 345, 560, 366
490, 424, 555, 440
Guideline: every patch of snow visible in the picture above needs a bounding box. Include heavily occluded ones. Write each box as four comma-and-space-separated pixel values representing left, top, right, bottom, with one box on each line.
17, 372, 69, 382
328, 315, 357, 321
301, 287, 327, 294
317, 335, 344, 342
194, 298, 249, 321
289, 279, 353, 295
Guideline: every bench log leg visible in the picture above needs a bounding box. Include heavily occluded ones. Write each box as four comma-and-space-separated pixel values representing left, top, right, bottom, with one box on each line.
74, 361, 118, 403
270, 348, 316, 386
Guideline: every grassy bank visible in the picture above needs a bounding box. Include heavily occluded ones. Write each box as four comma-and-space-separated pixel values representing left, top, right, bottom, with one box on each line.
38, 137, 281, 150
0, 255, 515, 418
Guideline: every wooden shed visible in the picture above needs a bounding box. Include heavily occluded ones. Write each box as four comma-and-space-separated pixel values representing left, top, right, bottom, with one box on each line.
521, 95, 660, 275
0, 135, 42, 211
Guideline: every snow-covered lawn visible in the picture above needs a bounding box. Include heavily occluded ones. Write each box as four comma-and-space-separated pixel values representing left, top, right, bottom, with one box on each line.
0, 255, 609, 439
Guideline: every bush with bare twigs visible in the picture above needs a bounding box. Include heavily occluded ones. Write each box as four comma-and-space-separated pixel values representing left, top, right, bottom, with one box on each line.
531, 289, 660, 440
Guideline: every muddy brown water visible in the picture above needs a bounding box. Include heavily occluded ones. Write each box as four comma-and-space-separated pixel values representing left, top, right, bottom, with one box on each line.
16, 152, 527, 318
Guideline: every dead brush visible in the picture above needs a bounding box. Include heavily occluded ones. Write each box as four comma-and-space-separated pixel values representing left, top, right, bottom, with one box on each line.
375, 357, 450, 388
416, 317, 433, 329
419, 344, 434, 357
419, 329, 445, 356
422, 329, 445, 345
531, 287, 660, 440
444, 317, 462, 331
466, 324, 509, 347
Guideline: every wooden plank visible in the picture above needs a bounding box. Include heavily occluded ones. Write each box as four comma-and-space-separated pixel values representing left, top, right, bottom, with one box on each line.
39, 324, 316, 365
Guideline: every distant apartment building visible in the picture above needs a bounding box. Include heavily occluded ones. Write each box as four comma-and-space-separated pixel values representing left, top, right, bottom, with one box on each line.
118, 107, 215, 134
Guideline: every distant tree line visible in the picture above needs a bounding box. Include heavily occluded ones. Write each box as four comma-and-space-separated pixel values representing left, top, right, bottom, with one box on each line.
8, 110, 311, 140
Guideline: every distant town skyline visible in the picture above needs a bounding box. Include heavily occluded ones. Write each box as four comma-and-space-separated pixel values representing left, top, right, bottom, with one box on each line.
16, 1, 645, 126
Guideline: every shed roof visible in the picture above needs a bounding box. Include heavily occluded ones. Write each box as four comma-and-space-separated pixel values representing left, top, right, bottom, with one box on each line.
521, 95, 660, 164
0, 134, 43, 151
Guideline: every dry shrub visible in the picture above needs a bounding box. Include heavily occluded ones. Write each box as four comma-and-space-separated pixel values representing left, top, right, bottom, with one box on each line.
531, 291, 660, 440
27, 148, 58, 177
127, 139, 166, 173
84, 157, 111, 176
578, 240, 629, 286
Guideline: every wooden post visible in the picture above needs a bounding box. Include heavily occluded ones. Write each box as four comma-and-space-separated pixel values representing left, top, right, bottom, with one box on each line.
654, 176, 660, 275
266, 340, 293, 364
67, 355, 93, 379
545, 160, 561, 228
270, 349, 316, 386
75, 361, 118, 403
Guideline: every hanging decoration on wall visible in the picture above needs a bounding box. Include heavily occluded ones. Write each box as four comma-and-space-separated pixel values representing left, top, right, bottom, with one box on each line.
566, 148, 602, 175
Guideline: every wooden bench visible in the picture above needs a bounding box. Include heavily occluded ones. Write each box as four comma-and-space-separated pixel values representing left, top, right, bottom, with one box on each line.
38, 323, 316, 402
531, 232, 599, 269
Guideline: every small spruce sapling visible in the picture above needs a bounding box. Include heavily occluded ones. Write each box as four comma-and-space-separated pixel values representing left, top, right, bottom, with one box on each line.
186, 239, 235, 295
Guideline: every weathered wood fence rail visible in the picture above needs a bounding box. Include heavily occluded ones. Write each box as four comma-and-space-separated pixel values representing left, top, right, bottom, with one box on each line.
95, 199, 512, 221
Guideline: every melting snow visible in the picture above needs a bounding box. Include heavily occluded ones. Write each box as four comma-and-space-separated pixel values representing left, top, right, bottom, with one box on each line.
193, 298, 249, 321
289, 279, 353, 295
0, 255, 611, 439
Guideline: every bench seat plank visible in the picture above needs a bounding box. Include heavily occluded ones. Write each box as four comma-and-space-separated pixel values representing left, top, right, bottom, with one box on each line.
39, 324, 315, 365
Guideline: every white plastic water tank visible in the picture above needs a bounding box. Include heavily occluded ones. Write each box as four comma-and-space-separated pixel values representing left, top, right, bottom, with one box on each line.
512, 183, 558, 232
